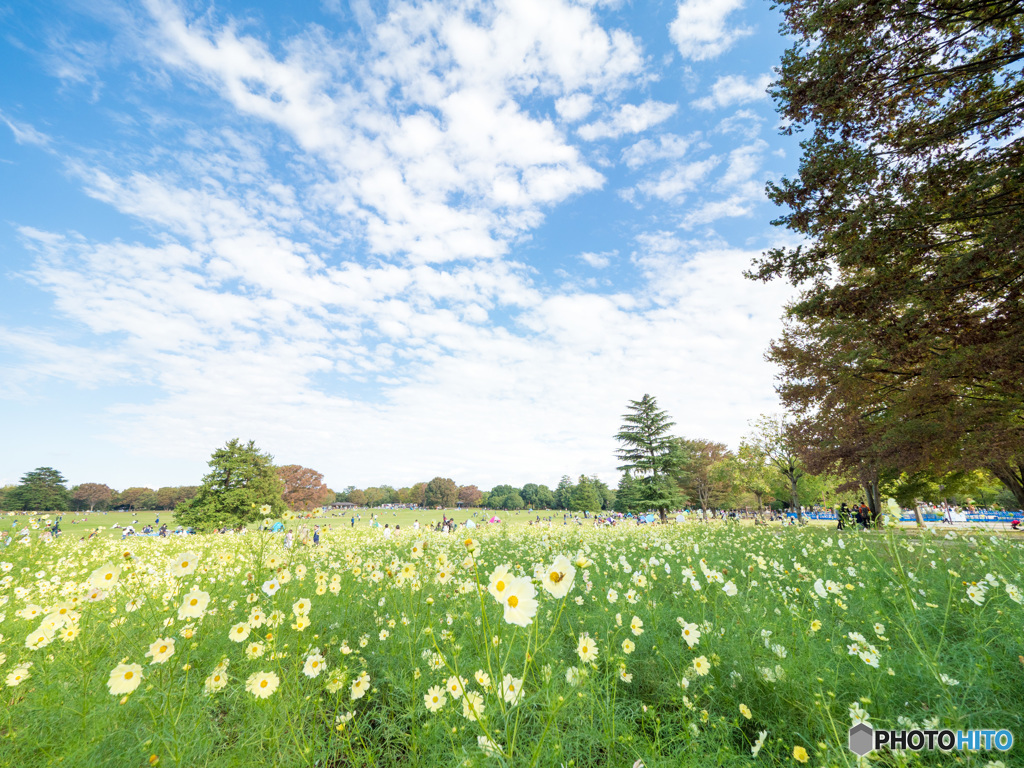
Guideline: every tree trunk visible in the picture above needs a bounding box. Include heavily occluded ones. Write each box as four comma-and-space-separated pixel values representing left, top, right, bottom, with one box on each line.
788, 473, 802, 523
862, 479, 882, 525
990, 461, 1024, 510
913, 505, 925, 527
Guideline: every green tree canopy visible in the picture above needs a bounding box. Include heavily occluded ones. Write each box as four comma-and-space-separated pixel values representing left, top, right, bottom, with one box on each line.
615, 395, 685, 520
756, 0, 1024, 510
9, 467, 70, 511
424, 477, 458, 508
569, 475, 602, 513
175, 439, 285, 531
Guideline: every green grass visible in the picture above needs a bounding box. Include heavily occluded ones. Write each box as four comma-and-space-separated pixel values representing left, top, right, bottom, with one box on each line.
6, 507, 554, 541
0, 522, 1021, 767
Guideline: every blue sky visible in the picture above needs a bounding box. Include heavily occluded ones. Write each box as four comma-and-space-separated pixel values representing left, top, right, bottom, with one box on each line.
0, 0, 801, 492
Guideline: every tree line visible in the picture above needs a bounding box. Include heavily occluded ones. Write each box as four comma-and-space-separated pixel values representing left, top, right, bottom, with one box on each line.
611, 395, 1013, 522
0, 469, 200, 512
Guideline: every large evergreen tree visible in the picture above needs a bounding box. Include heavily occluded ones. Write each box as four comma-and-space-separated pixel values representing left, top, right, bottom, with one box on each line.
8, 467, 70, 511
175, 439, 285, 531
614, 395, 684, 521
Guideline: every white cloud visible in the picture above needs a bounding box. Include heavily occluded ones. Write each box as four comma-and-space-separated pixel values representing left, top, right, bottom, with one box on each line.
621, 132, 697, 169
692, 73, 772, 111
555, 93, 594, 122
577, 250, 616, 268
136, 0, 653, 263
0, 111, 52, 148
669, 0, 751, 61
715, 109, 764, 139
578, 100, 677, 141
629, 156, 721, 202
717, 139, 767, 189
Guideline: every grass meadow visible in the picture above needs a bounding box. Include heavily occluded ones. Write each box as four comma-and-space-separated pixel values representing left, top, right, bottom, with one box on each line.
1, 518, 1021, 768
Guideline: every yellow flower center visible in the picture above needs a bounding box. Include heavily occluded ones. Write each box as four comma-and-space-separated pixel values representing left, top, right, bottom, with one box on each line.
496, 580, 505, 591
181, 561, 189, 569
507, 595, 519, 608
190, 599, 198, 606
159, 645, 167, 654
105, 573, 113, 580
260, 680, 268, 688
125, 671, 134, 680
464, 539, 472, 547
550, 571, 562, 583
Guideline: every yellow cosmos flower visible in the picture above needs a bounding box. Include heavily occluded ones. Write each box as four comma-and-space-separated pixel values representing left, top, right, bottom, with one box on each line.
246, 671, 280, 699
108, 663, 143, 695
145, 637, 175, 665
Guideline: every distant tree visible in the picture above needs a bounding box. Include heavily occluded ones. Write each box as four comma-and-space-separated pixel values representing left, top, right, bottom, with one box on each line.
175, 439, 285, 531
410, 482, 427, 507
397, 487, 413, 504
458, 485, 483, 507
71, 483, 114, 511
276, 465, 334, 511
0, 485, 17, 511
378, 485, 399, 504
534, 484, 556, 509
569, 475, 602, 513
502, 492, 525, 510
614, 472, 639, 515
554, 476, 575, 510
424, 477, 458, 508
615, 395, 685, 521
675, 440, 733, 514
590, 476, 616, 510
745, 416, 805, 520
347, 489, 367, 507
9, 467, 70, 511
363, 487, 387, 508
155, 486, 199, 510
487, 484, 514, 510
115, 487, 157, 511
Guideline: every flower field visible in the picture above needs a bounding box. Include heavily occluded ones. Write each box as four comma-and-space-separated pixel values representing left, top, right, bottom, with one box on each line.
1, 523, 1022, 767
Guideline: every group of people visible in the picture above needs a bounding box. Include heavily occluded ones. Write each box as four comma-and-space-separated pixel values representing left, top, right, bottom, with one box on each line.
836, 503, 875, 530
283, 524, 321, 548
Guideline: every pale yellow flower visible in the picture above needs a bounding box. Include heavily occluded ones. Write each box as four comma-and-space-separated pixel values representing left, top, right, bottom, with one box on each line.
168, 551, 200, 577
577, 635, 598, 663
246, 671, 280, 699
145, 637, 175, 665
351, 671, 371, 700
108, 663, 143, 695
424, 685, 447, 712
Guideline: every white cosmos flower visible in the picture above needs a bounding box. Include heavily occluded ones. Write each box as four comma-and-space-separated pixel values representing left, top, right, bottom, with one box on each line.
540, 555, 576, 599
169, 551, 200, 577
501, 577, 539, 627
